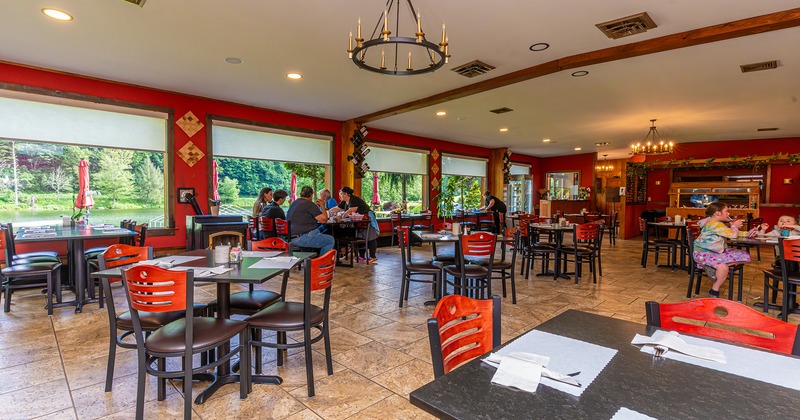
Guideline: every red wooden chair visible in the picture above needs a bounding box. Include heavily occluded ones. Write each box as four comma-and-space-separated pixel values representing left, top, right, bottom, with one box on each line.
763, 238, 800, 320
273, 218, 291, 243
259, 217, 275, 239
558, 222, 601, 284
122, 265, 249, 420
427, 294, 501, 378
247, 250, 336, 397
442, 232, 496, 299
248, 216, 260, 240
645, 298, 800, 355
390, 212, 408, 246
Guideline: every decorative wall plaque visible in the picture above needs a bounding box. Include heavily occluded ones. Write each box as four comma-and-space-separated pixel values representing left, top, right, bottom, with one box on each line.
431, 178, 440, 188
176, 111, 204, 137
431, 162, 439, 175
431, 149, 439, 161
177, 141, 205, 167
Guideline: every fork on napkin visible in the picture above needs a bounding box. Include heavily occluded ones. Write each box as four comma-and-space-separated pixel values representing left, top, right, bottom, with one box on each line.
484, 352, 581, 393
631, 330, 726, 363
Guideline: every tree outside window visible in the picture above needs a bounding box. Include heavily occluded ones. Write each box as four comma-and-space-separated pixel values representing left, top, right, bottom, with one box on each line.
360, 171, 424, 215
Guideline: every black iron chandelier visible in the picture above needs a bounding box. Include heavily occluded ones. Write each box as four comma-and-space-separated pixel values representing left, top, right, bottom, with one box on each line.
596, 154, 614, 172
631, 119, 675, 156
347, 0, 449, 76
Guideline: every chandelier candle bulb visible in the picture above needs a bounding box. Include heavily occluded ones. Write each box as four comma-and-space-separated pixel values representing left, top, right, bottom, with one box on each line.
381, 49, 386, 69
408, 52, 412, 71
348, 32, 353, 58
383, 10, 390, 41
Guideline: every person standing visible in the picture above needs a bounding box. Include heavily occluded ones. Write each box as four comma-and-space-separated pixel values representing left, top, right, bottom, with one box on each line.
252, 187, 273, 217
260, 189, 287, 238
330, 186, 378, 263
480, 191, 507, 234
286, 186, 334, 255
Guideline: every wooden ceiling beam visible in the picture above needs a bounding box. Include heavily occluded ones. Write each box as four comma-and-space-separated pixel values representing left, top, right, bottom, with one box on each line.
354, 7, 800, 124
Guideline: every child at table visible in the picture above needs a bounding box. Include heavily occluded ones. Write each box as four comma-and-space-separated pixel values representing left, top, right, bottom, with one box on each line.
755, 215, 800, 237
693, 202, 751, 297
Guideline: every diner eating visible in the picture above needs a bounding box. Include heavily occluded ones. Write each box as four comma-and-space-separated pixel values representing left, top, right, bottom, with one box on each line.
2, 2, 800, 419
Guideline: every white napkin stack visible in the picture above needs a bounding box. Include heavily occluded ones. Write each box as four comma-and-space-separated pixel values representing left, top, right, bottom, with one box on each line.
631, 330, 726, 363
169, 266, 233, 277
485, 352, 581, 393
137, 260, 174, 268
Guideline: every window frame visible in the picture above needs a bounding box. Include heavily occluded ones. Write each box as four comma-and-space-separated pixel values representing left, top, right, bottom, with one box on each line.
0, 82, 175, 233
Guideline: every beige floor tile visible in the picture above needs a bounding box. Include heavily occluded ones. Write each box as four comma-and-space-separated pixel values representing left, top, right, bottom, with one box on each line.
288, 370, 393, 420
360, 322, 427, 348
0, 378, 73, 419
370, 359, 435, 398
350, 394, 436, 419
0, 356, 65, 395
333, 341, 413, 378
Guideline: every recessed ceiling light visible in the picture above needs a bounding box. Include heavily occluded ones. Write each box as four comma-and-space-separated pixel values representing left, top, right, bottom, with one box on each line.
286, 73, 302, 80
594, 142, 610, 146
529, 43, 550, 52
571, 70, 589, 77
42, 8, 73, 21
225, 57, 243, 64
499, 128, 508, 132
436, 111, 447, 116
542, 138, 551, 143
574, 147, 582, 151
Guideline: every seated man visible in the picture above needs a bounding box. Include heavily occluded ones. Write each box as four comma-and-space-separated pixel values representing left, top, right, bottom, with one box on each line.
286, 186, 334, 255
259, 189, 288, 238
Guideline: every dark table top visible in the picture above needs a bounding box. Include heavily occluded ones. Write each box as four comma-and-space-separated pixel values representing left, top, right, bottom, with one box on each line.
14, 224, 136, 243
91, 249, 315, 284
410, 310, 800, 420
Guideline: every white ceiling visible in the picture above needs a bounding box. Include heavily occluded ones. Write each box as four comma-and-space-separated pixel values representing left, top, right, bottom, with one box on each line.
1, 0, 799, 159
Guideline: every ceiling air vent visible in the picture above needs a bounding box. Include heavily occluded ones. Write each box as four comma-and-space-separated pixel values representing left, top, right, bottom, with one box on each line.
740, 60, 778, 73
757, 127, 779, 132
489, 107, 514, 114
596, 12, 656, 39
122, 0, 147, 6
451, 60, 496, 78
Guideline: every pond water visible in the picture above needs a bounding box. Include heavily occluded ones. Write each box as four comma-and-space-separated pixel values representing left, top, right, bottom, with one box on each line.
0, 208, 165, 227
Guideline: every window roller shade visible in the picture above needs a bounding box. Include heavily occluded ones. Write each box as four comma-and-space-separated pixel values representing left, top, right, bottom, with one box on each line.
212, 125, 331, 165
442, 155, 487, 177
364, 145, 428, 175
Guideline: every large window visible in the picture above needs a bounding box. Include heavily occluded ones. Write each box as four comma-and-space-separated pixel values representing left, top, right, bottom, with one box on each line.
0, 90, 168, 226
211, 118, 333, 217
360, 145, 428, 216
441, 155, 486, 211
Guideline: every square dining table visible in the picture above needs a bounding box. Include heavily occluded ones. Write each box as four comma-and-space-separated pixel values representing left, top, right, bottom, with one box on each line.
14, 223, 136, 313
91, 248, 315, 403
411, 310, 800, 419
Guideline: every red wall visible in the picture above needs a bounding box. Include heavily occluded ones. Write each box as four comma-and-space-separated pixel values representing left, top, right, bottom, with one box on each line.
537, 153, 596, 206
1, 62, 542, 250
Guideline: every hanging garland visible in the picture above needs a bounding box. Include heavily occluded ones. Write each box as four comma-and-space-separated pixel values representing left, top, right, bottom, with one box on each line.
629, 153, 800, 174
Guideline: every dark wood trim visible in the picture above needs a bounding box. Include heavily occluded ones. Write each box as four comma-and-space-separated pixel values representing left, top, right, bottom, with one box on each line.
146, 227, 177, 237
354, 8, 800, 124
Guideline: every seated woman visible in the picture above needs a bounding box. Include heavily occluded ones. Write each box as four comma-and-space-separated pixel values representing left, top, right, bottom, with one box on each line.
329, 186, 379, 263
252, 187, 273, 217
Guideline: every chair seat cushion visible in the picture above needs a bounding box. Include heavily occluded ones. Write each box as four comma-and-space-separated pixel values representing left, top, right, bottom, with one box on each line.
406, 262, 441, 273
13, 251, 58, 260
443, 264, 489, 277
246, 302, 325, 330
559, 246, 594, 254
117, 303, 208, 330
2, 261, 61, 275
145, 317, 247, 354
225, 290, 282, 312
533, 242, 557, 248
84, 246, 109, 257
431, 254, 456, 264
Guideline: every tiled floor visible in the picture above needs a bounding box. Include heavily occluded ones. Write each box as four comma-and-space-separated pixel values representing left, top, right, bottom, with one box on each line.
0, 237, 795, 419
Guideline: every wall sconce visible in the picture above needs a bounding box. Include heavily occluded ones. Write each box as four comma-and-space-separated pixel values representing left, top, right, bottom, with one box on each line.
654, 180, 662, 186
783, 178, 794, 185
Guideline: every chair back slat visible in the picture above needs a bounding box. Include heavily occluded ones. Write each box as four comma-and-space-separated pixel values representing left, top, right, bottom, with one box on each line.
646, 299, 800, 355
574, 222, 599, 241
275, 219, 290, 236
308, 250, 336, 292
260, 217, 275, 233
461, 232, 496, 257
122, 265, 188, 313
250, 237, 289, 251
429, 295, 500, 376
780, 237, 800, 263
100, 244, 151, 269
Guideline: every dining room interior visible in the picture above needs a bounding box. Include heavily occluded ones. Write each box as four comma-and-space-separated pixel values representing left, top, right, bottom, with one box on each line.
2, 1, 800, 419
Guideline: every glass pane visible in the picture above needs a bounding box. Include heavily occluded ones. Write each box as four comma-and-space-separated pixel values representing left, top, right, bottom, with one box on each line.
0, 140, 166, 226
361, 171, 425, 216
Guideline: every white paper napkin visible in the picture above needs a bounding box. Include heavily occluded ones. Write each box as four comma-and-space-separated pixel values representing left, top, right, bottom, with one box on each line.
169, 266, 232, 277
137, 260, 174, 268
242, 250, 282, 258
632, 331, 726, 363
487, 352, 581, 391
491, 353, 543, 393
610, 407, 658, 420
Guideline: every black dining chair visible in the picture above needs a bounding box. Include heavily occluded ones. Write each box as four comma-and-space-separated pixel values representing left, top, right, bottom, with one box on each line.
442, 232, 496, 299
0, 228, 63, 315
685, 225, 744, 300
397, 227, 441, 307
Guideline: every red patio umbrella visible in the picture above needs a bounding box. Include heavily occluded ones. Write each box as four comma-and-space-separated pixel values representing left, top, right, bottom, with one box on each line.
290, 172, 297, 201
75, 158, 94, 210
372, 172, 381, 206
211, 160, 221, 201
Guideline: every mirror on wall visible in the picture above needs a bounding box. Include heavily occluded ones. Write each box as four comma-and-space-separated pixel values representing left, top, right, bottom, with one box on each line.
545, 171, 580, 200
